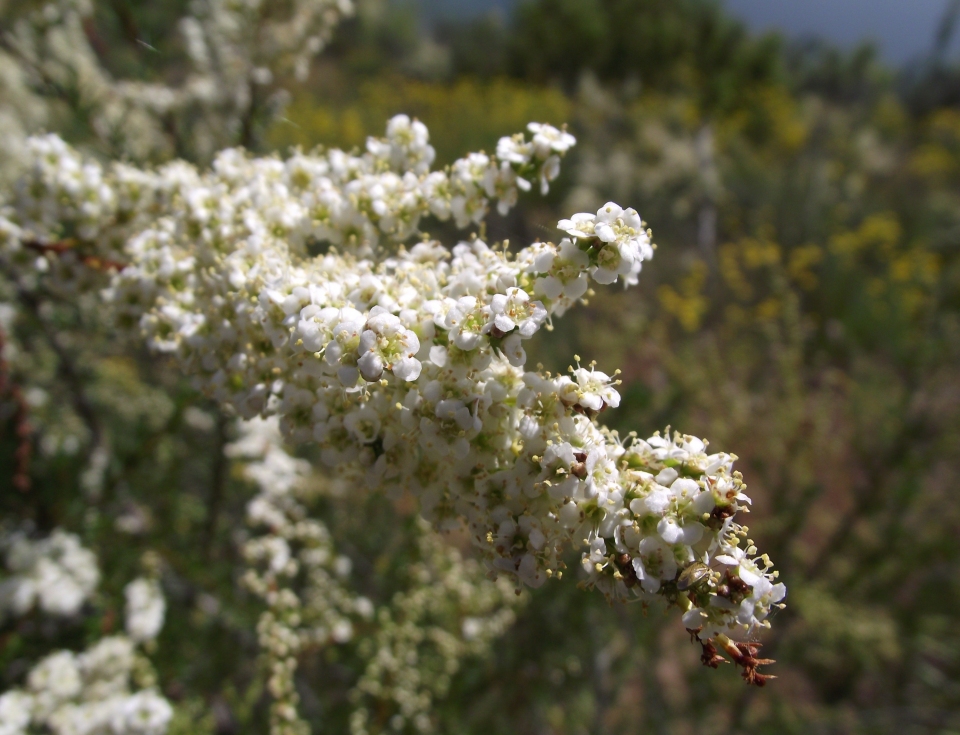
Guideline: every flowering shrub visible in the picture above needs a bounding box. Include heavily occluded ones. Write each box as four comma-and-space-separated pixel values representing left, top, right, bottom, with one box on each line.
0, 2, 787, 733
0, 113, 783, 717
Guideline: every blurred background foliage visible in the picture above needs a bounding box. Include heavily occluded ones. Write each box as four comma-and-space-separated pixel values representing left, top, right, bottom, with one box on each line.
3, 0, 960, 733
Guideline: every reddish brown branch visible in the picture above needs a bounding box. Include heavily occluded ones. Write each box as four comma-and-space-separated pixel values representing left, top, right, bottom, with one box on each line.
24, 239, 127, 272
82, 18, 110, 61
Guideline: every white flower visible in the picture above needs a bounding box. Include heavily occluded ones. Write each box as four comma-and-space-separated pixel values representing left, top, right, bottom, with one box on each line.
0, 531, 99, 620
557, 212, 597, 240
557, 365, 620, 413
354, 307, 421, 382
79, 636, 136, 684
496, 134, 533, 165
28, 651, 82, 716
124, 579, 166, 643
111, 691, 173, 735
555, 203, 651, 286
379, 114, 435, 174
657, 517, 704, 546
629, 483, 672, 517
500, 333, 526, 367
527, 122, 576, 157
632, 536, 678, 593
0, 691, 33, 735
441, 297, 485, 351
531, 239, 590, 312
737, 577, 787, 631
581, 536, 609, 576
486, 288, 547, 338
343, 406, 381, 444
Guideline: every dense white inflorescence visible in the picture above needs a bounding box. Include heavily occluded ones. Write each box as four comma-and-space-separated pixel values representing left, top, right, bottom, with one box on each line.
0, 531, 172, 735
0, 115, 785, 707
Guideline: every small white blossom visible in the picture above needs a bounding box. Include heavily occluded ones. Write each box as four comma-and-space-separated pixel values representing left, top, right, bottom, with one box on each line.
527, 122, 576, 157
0, 690, 33, 735
110, 690, 173, 735
124, 579, 166, 643
0, 531, 99, 619
557, 202, 652, 287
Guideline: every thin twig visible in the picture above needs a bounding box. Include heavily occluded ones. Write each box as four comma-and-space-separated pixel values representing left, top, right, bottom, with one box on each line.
109, 0, 143, 50
24, 239, 127, 272
202, 412, 229, 562
0, 325, 32, 491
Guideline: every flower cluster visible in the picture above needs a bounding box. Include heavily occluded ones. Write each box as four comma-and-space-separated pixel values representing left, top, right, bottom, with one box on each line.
557, 200, 653, 287
0, 116, 784, 688
232, 417, 520, 735
0, 529, 99, 619
4, 116, 571, 264
0, 0, 354, 165
0, 530, 172, 735
233, 417, 362, 735
347, 520, 518, 735
0, 642, 172, 735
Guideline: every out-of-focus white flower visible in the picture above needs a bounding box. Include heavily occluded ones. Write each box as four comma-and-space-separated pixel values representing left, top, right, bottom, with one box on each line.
527, 122, 576, 157
0, 530, 99, 619
0, 690, 33, 735
0, 0, 355, 166
124, 579, 166, 643
111, 690, 173, 735
27, 651, 83, 719
0, 547, 175, 735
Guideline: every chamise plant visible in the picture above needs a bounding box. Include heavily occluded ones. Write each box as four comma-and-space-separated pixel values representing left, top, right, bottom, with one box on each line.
1, 1, 893, 733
